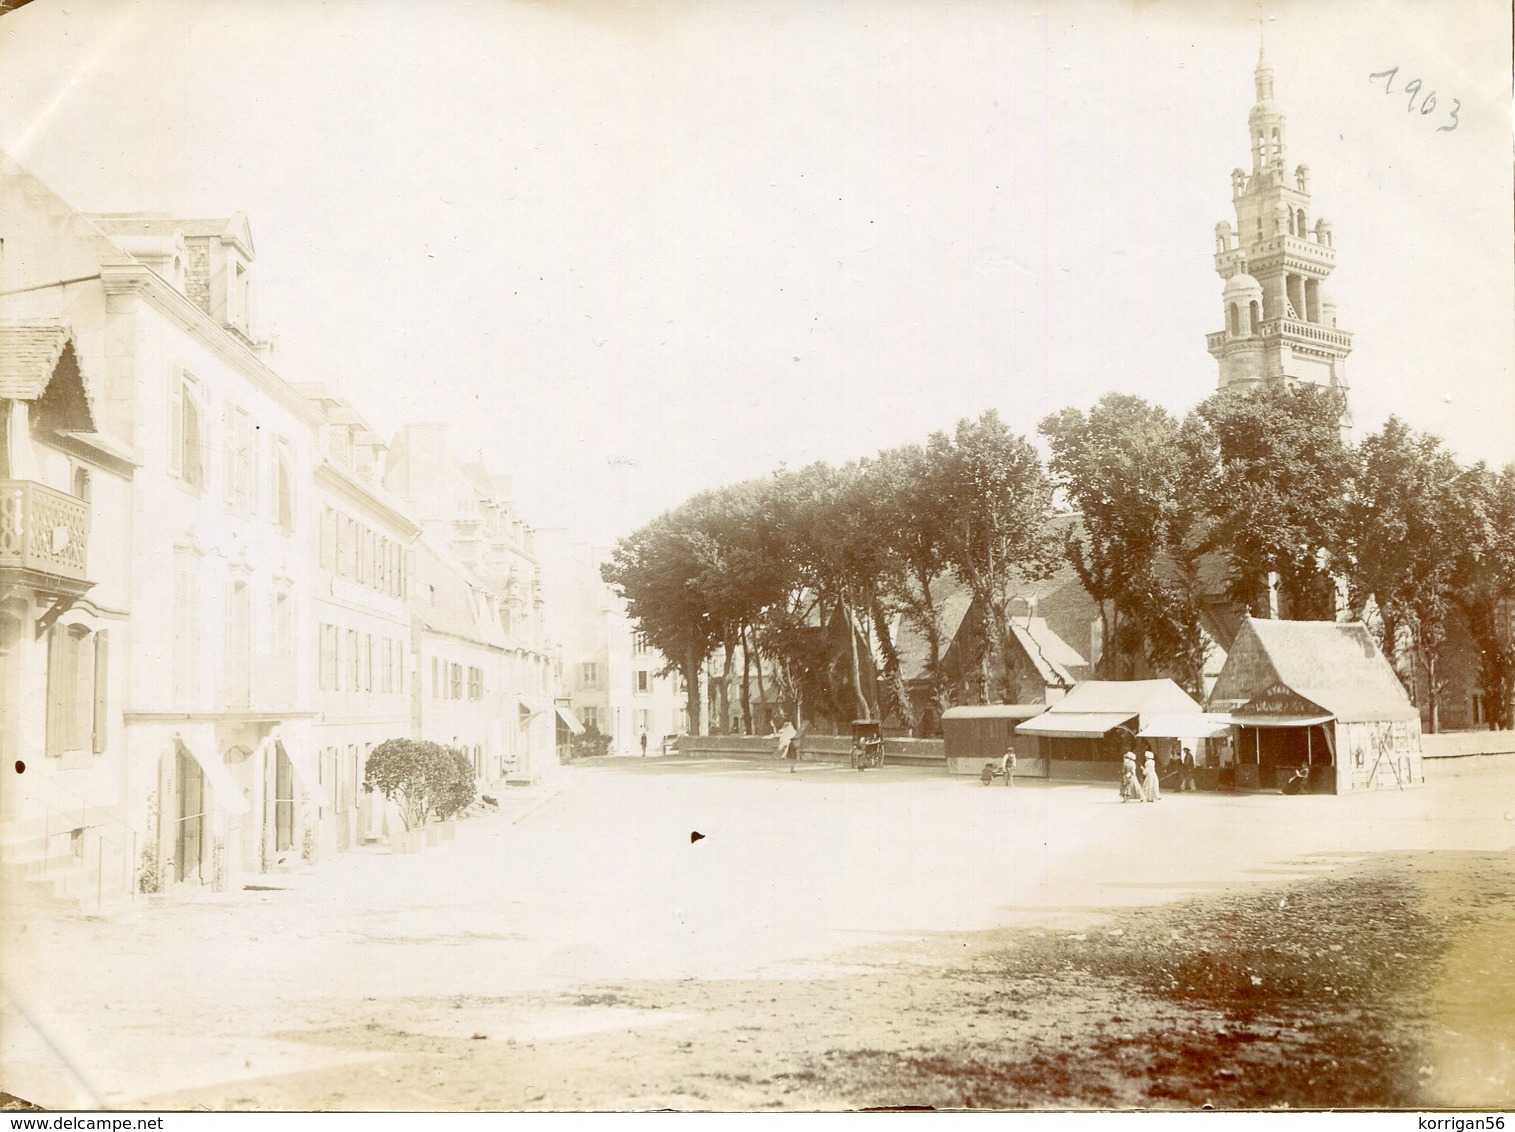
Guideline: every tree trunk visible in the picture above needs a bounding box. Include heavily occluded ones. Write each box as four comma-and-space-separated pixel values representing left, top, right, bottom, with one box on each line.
718, 633, 735, 733
740, 624, 753, 734
992, 601, 1020, 705
1426, 650, 1440, 735
750, 625, 770, 731
683, 649, 703, 736
845, 599, 870, 720
872, 597, 916, 732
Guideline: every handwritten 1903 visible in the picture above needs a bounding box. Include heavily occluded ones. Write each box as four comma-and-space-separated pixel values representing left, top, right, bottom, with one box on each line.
1369, 67, 1459, 133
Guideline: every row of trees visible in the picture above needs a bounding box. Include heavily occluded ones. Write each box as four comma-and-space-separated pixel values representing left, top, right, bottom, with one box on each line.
603, 386, 1515, 734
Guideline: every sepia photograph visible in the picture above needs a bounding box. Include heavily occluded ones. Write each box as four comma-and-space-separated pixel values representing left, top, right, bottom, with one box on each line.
1, 0, 1512, 1115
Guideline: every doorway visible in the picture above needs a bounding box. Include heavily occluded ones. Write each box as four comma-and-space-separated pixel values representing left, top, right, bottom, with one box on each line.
174, 743, 205, 883
273, 741, 294, 854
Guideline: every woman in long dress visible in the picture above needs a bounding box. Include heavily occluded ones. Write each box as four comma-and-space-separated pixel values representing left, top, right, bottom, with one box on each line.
1120, 751, 1140, 802
1141, 751, 1161, 802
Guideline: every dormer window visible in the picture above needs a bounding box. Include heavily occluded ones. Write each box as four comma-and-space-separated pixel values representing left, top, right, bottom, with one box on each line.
226, 258, 254, 336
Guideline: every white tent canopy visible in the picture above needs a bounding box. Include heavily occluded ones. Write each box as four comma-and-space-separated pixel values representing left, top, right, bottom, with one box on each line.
1138, 713, 1235, 739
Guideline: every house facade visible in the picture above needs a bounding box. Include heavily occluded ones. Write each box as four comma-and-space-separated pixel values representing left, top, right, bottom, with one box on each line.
1, 154, 331, 898
301, 389, 420, 854
537, 531, 688, 756
386, 425, 560, 783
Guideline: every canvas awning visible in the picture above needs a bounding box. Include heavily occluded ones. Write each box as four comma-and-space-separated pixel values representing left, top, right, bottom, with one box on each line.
1015, 712, 1137, 739
555, 706, 585, 735
271, 737, 331, 810
1138, 713, 1233, 739
1227, 713, 1334, 729
175, 736, 250, 817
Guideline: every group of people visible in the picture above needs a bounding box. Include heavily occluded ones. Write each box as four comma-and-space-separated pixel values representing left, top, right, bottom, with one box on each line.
1121, 746, 1198, 802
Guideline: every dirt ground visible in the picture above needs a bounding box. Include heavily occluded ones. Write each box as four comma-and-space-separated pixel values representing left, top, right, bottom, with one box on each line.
3, 755, 1513, 1111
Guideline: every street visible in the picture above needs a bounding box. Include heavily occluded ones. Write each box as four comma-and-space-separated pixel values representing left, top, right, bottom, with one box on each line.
4, 754, 1513, 1110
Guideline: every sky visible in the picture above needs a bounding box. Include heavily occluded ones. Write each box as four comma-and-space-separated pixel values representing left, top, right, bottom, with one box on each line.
1, 0, 1510, 545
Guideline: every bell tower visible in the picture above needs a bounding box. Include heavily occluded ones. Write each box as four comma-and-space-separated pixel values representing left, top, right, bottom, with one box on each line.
1207, 47, 1352, 424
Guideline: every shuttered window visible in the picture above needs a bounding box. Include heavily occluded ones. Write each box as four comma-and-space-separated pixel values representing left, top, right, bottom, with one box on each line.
276, 450, 294, 531
173, 553, 201, 706
319, 508, 336, 570
168, 371, 184, 477
92, 630, 109, 754
224, 579, 251, 710
169, 370, 206, 489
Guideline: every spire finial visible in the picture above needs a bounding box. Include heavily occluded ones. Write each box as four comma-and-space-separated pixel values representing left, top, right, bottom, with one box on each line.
1253, 3, 1275, 103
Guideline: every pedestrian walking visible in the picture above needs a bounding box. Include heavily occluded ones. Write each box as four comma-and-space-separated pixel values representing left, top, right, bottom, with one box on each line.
1180, 747, 1198, 792
1141, 750, 1161, 802
1120, 750, 1141, 802
776, 721, 796, 762
639, 731, 648, 757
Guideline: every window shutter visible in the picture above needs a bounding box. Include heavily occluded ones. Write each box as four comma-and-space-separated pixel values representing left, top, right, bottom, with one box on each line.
45, 626, 66, 757
264, 438, 277, 521
173, 556, 200, 705
224, 580, 235, 706
224, 405, 237, 505
168, 370, 184, 477
92, 630, 109, 754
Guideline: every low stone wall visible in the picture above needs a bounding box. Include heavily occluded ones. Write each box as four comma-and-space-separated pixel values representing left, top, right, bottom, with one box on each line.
674, 734, 944, 766
1420, 730, 1515, 759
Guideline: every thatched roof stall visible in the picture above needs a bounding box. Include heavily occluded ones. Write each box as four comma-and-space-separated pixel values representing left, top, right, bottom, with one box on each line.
1206, 618, 1423, 794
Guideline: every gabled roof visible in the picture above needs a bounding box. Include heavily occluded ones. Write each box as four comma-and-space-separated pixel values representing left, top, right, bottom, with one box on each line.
894, 576, 995, 682
1211, 618, 1417, 723
1042, 678, 1202, 717
941, 704, 1045, 721
0, 322, 75, 399
414, 536, 507, 647
0, 321, 97, 433
1008, 616, 1088, 687
90, 212, 255, 257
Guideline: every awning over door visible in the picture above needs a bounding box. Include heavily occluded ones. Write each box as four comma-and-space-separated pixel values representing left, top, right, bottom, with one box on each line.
175, 735, 250, 816
555, 706, 585, 735
1015, 712, 1137, 739
1138, 713, 1234, 739
271, 737, 331, 809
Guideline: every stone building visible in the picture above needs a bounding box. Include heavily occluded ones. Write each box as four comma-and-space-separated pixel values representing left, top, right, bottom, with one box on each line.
299, 388, 420, 854
1, 152, 327, 899
385, 424, 560, 782
1207, 47, 1353, 411
536, 531, 689, 757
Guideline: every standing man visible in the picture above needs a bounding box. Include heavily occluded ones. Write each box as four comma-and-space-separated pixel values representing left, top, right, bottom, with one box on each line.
639, 731, 648, 758
1180, 747, 1197, 792
999, 744, 1017, 787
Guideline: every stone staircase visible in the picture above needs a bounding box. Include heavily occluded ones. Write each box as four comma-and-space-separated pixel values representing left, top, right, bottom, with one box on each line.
0, 803, 134, 916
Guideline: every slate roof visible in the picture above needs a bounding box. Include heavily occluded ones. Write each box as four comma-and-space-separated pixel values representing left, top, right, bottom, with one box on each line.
1009, 616, 1089, 687
0, 322, 74, 399
895, 577, 974, 683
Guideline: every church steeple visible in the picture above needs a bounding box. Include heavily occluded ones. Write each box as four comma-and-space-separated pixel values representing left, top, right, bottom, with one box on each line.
1254, 44, 1275, 101
1207, 45, 1353, 427
1248, 45, 1288, 179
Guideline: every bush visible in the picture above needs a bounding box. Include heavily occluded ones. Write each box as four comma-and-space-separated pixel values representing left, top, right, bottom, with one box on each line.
435, 746, 477, 821
571, 724, 613, 760
365, 739, 477, 829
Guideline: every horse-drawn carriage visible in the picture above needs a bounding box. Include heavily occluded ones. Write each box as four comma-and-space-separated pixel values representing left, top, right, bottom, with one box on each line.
850, 720, 884, 771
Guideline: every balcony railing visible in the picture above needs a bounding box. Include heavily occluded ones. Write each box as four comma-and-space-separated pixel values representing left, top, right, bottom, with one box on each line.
0, 480, 91, 586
